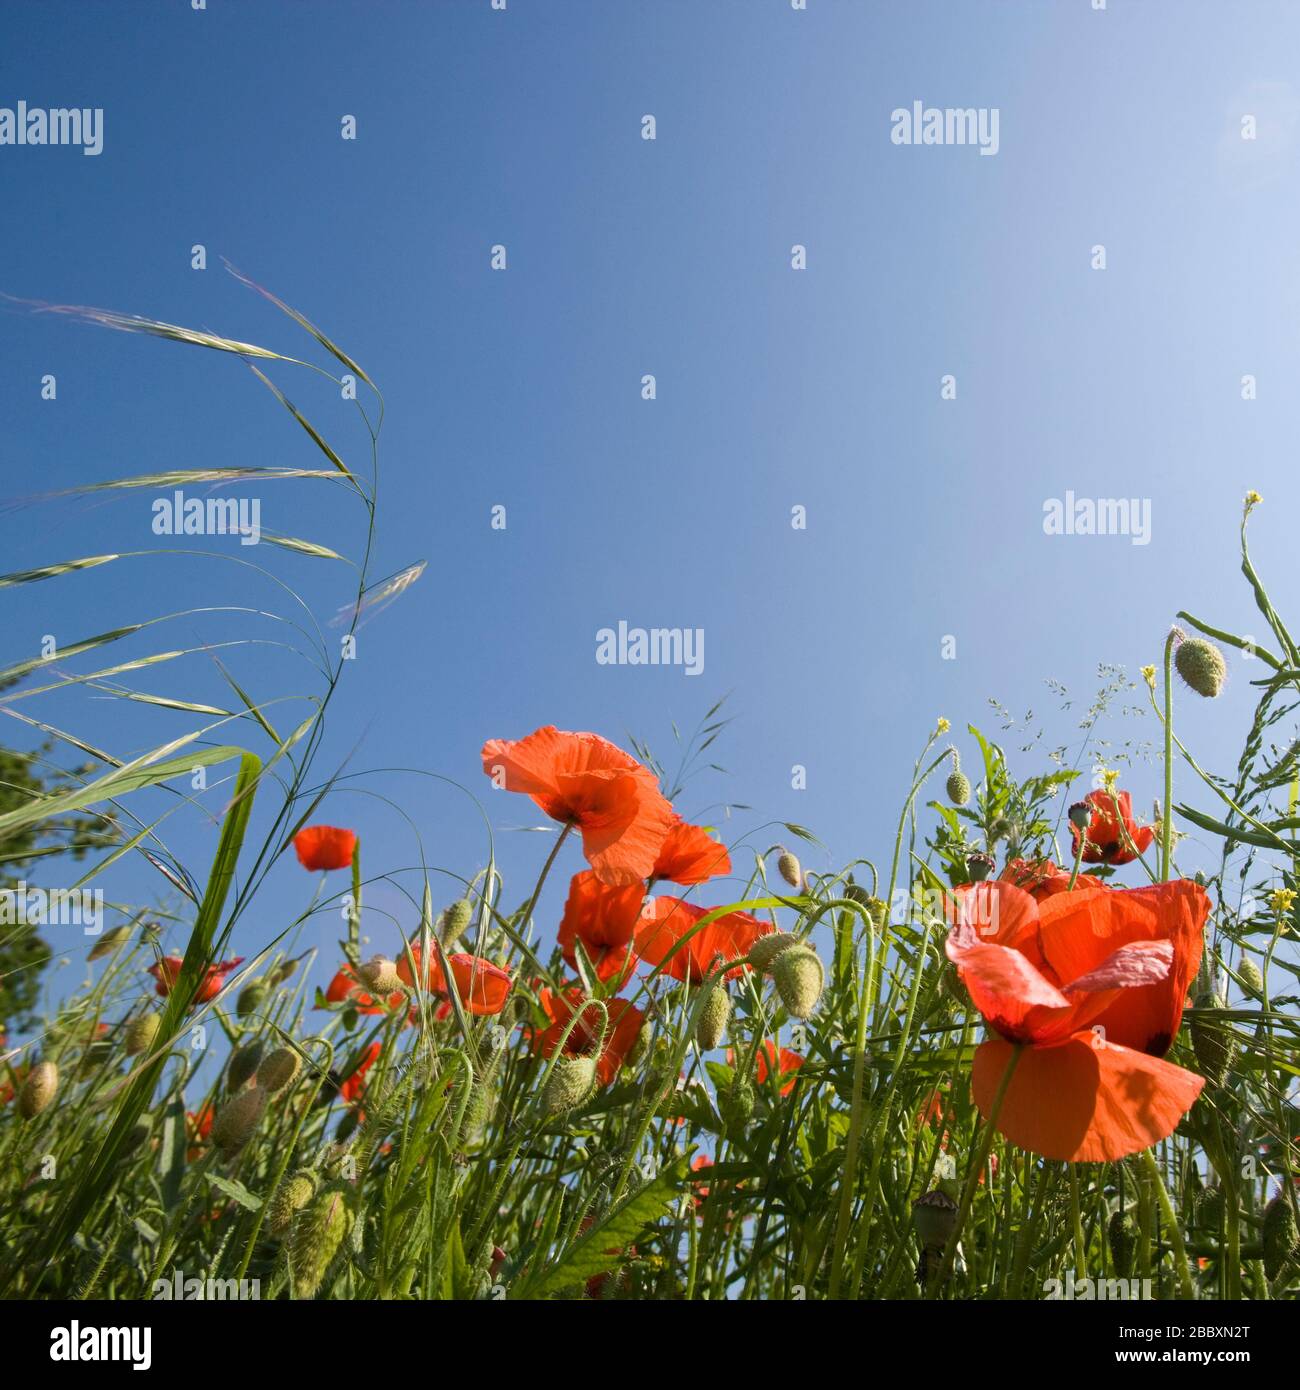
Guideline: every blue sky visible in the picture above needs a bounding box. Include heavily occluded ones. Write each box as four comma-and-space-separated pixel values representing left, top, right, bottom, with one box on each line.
3, 0, 1300, 1020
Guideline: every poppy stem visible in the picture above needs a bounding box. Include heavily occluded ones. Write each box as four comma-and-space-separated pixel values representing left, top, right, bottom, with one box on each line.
926, 1043, 1022, 1297
1161, 629, 1176, 880
520, 822, 573, 939
1139, 1147, 1196, 1299
1065, 823, 1087, 891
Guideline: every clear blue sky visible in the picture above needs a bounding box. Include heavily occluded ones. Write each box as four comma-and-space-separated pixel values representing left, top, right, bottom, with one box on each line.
4, 1, 1299, 1017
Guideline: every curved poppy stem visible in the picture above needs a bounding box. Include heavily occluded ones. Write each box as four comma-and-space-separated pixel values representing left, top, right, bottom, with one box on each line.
926, 1043, 1022, 1297
1161, 629, 1176, 880
1139, 1147, 1195, 1300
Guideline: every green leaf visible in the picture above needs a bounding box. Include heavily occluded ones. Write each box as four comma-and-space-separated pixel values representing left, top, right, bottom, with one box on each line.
206, 1173, 263, 1212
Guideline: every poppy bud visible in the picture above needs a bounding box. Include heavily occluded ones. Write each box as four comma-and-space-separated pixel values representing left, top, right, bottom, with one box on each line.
720, 1078, 755, 1134
1262, 1195, 1299, 1279
777, 851, 803, 889
1175, 638, 1227, 699
912, 1188, 958, 1251
695, 985, 731, 1050
459, 1069, 492, 1145
87, 924, 132, 961
18, 1061, 58, 1119
1238, 956, 1264, 997
211, 1085, 267, 1153
227, 1040, 265, 1092
359, 955, 402, 994
439, 899, 473, 949
1191, 992, 1237, 1086
1196, 1186, 1224, 1228
258, 1046, 302, 1093
771, 945, 824, 1019
291, 1184, 352, 1298
965, 851, 996, 883
268, 1169, 318, 1235
235, 981, 265, 1018
748, 932, 799, 971
843, 882, 871, 908
269, 958, 298, 986
542, 1054, 597, 1116
946, 771, 971, 806
1068, 801, 1092, 830
124, 1011, 161, 1057
1108, 1210, 1135, 1277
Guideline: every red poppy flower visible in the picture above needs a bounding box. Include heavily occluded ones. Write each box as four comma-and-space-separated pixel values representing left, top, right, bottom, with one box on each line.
1069, 791, 1156, 866
1000, 857, 1109, 901
652, 818, 732, 886
557, 870, 646, 982
149, 954, 245, 1004
481, 727, 675, 886
293, 824, 357, 872
690, 1153, 713, 1211
339, 1041, 381, 1104
945, 878, 1208, 1161
633, 898, 772, 983
396, 946, 513, 1016
729, 1041, 803, 1097
532, 986, 645, 1086
186, 1103, 214, 1160
322, 965, 402, 1016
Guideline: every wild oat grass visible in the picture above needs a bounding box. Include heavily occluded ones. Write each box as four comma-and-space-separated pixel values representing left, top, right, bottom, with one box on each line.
1, 283, 1297, 1301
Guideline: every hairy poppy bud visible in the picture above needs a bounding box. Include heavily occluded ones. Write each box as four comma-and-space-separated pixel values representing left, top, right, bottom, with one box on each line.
1175, 638, 1227, 699
748, 932, 799, 971
211, 1085, 267, 1153
359, 955, 402, 994
627, 1025, 651, 1068
776, 851, 803, 890
1068, 801, 1091, 830
124, 1011, 161, 1057
966, 851, 996, 883
1108, 1210, 1136, 1277
1196, 1186, 1224, 1228
772, 945, 824, 1019
720, 1078, 755, 1134
1238, 956, 1264, 997
458, 1066, 493, 1145
236, 982, 266, 1018
695, 985, 731, 1050
227, 1040, 264, 1091
269, 958, 298, 986
946, 771, 971, 806
1263, 1195, 1299, 1279
19, 1061, 58, 1119
87, 924, 132, 962
269, 1169, 318, 1235
543, 1054, 597, 1116
258, 1046, 302, 1093
912, 1188, 958, 1251
439, 899, 473, 949
1191, 992, 1236, 1086
292, 1184, 352, 1298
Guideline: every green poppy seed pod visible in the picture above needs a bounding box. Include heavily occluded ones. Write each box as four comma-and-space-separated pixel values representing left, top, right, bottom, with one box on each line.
946, 771, 971, 806
211, 1085, 267, 1153
87, 924, 132, 962
1262, 1195, 1300, 1280
269, 958, 298, 987
776, 850, 803, 890
772, 945, 824, 1019
124, 1011, 161, 1057
257, 1046, 302, 1093
1238, 956, 1264, 997
912, 1188, 958, 1251
359, 955, 402, 994
966, 850, 996, 883
18, 1061, 58, 1119
1175, 638, 1227, 699
1191, 992, 1237, 1086
439, 899, 473, 949
268, 1170, 318, 1235
695, 985, 731, 1051
1068, 801, 1091, 830
1196, 1186, 1224, 1228
748, 932, 799, 971
542, 1054, 597, 1117
291, 1184, 352, 1298
227, 1039, 265, 1092
236, 981, 266, 1018
1108, 1210, 1136, 1278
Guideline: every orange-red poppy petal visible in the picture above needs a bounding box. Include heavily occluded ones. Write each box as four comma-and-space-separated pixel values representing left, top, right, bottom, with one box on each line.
653, 819, 732, 885
971, 1033, 1205, 1163
294, 825, 357, 872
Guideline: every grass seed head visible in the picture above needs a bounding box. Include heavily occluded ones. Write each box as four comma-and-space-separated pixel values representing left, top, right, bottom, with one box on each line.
772, 945, 824, 1019
124, 1011, 161, 1057
211, 1084, 267, 1153
19, 1061, 58, 1119
1175, 637, 1227, 699
695, 985, 731, 1050
258, 1046, 302, 1093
